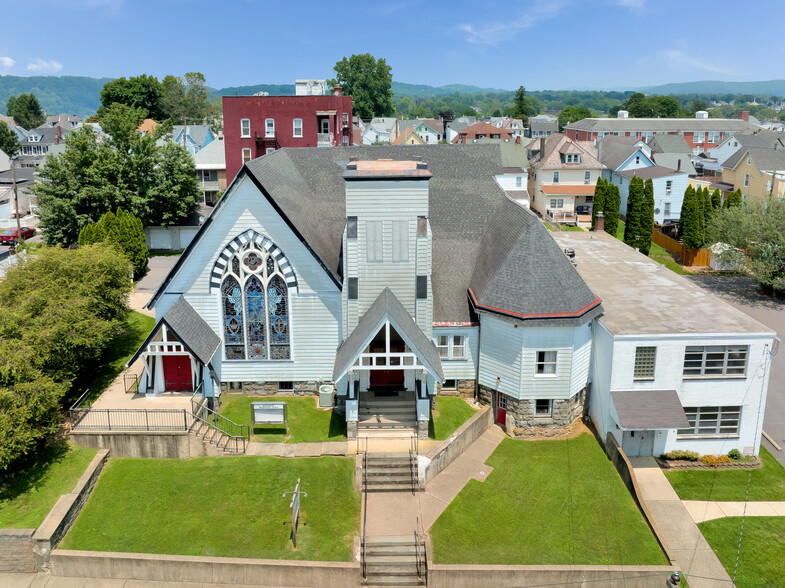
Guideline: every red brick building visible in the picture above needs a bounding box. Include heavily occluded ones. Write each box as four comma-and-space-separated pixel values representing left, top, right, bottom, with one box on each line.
223, 91, 353, 182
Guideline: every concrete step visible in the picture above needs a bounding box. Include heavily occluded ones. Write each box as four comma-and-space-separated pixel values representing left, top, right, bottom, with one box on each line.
363, 575, 424, 587
365, 555, 420, 565
365, 475, 412, 485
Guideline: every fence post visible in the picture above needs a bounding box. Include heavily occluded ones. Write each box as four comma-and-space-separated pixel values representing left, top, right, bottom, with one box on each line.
145, 410, 150, 431
184, 409, 188, 431
107, 410, 111, 431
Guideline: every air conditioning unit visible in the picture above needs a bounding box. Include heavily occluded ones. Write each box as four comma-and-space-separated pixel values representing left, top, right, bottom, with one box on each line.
318, 384, 335, 408
654, 208, 661, 214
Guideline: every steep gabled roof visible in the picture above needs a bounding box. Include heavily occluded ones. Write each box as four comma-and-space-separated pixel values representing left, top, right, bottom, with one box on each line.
599, 137, 650, 171
724, 146, 785, 171
530, 133, 604, 170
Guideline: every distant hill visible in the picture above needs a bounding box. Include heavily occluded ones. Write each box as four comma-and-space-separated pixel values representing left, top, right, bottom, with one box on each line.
638, 80, 785, 97
208, 81, 510, 99
208, 84, 295, 98
0, 75, 112, 117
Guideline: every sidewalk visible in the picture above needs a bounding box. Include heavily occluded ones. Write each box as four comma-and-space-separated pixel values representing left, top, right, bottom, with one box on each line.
629, 457, 731, 588
683, 499, 785, 523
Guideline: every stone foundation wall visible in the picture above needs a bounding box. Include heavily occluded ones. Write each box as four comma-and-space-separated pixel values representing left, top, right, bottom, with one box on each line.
437, 379, 476, 398
477, 385, 588, 435
221, 381, 320, 396
0, 529, 35, 573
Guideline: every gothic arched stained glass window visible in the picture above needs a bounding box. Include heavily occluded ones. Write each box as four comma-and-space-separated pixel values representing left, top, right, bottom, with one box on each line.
268, 276, 290, 360
222, 276, 245, 359
245, 276, 267, 359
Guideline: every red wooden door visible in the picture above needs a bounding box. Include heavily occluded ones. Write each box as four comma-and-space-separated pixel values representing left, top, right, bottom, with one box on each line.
163, 356, 193, 391
497, 393, 507, 426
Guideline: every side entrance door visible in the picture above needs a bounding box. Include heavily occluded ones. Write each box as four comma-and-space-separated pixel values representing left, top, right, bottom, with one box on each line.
163, 355, 193, 391
497, 393, 507, 426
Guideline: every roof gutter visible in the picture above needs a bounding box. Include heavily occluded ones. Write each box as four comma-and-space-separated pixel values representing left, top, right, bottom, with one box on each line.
467, 287, 602, 322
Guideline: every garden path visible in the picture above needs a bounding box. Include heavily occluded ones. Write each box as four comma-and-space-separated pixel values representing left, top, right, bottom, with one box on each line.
683, 500, 785, 523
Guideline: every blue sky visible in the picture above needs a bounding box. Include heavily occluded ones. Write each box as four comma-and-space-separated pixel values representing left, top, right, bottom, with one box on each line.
0, 0, 781, 91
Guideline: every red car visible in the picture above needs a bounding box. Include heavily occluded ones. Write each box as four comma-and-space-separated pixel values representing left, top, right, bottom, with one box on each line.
0, 227, 36, 244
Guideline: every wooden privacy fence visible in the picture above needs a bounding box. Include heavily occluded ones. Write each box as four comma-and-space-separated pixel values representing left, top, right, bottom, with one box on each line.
651, 230, 711, 266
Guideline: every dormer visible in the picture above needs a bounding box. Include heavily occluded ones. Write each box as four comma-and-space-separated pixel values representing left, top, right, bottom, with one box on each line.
559, 142, 583, 164
27, 133, 40, 143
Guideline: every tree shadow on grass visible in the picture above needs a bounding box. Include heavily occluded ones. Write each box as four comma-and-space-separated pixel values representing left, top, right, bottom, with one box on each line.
0, 440, 69, 502
328, 408, 347, 439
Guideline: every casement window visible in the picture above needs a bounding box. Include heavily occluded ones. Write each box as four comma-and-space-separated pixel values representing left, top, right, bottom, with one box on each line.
242, 148, 252, 164
552, 171, 560, 183
549, 198, 564, 209
347, 278, 358, 300
265, 118, 275, 137
584, 170, 591, 184
366, 220, 383, 262
536, 351, 557, 375
293, 118, 303, 137
678, 406, 741, 437
693, 131, 705, 143
346, 216, 358, 239
240, 118, 251, 138
417, 216, 428, 237
437, 335, 466, 360
392, 220, 409, 262
416, 276, 428, 300
683, 345, 748, 377
535, 399, 552, 416
744, 174, 750, 187
634, 346, 656, 380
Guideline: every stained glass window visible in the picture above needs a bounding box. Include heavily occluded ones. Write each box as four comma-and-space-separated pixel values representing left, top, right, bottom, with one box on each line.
222, 276, 245, 359
231, 256, 240, 276
268, 276, 290, 360
266, 256, 275, 277
245, 276, 267, 359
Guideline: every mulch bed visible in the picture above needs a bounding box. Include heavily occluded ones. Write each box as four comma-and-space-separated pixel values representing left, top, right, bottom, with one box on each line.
656, 456, 761, 470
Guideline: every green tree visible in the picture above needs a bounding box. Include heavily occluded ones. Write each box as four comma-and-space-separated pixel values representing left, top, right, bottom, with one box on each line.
0, 121, 20, 157
79, 208, 149, 277
329, 54, 394, 120
160, 72, 216, 125
680, 186, 704, 249
6, 93, 45, 130
725, 189, 743, 208
701, 187, 713, 228
624, 93, 654, 118
512, 86, 532, 126
99, 74, 164, 121
624, 176, 644, 249
711, 188, 722, 209
638, 178, 655, 255
604, 183, 621, 237
147, 141, 199, 227
591, 178, 606, 230
648, 95, 680, 117
558, 106, 592, 131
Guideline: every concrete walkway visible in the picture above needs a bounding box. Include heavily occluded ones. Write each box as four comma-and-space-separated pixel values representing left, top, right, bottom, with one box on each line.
630, 457, 731, 588
1, 571, 271, 587
684, 499, 785, 523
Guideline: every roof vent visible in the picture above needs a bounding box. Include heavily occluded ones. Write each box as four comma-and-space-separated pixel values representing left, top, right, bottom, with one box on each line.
617, 110, 629, 119
695, 110, 708, 119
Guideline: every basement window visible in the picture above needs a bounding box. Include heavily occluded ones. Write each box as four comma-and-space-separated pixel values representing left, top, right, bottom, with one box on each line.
278, 381, 293, 391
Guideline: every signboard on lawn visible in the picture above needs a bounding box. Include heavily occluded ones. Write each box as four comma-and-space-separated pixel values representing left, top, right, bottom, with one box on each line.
251, 401, 288, 434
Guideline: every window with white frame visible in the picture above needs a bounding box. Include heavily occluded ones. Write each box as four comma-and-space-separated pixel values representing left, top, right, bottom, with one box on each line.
666, 180, 672, 194
293, 118, 303, 137
678, 406, 741, 437
240, 118, 251, 138
498, 394, 508, 410
391, 220, 409, 262
584, 170, 591, 184
436, 334, 467, 360
693, 131, 705, 143
634, 346, 656, 380
536, 350, 557, 375
744, 173, 750, 187
747, 157, 751, 166
565, 154, 581, 163
549, 198, 564, 209
242, 148, 252, 164
515, 176, 522, 188
664, 202, 671, 216
265, 118, 275, 137
535, 399, 552, 416
552, 171, 560, 183
708, 131, 720, 143
683, 345, 748, 377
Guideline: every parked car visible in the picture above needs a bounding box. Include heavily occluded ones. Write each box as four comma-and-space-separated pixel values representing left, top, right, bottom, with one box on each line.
0, 227, 36, 244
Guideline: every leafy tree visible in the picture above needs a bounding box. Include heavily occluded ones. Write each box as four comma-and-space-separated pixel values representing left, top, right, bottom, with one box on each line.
512, 86, 532, 126
99, 74, 164, 121
146, 141, 199, 227
604, 183, 621, 237
624, 176, 644, 249
591, 178, 606, 230
624, 93, 654, 118
0, 121, 20, 157
648, 95, 680, 118
779, 110, 785, 122
638, 178, 655, 255
6, 93, 45, 130
679, 186, 704, 249
100, 103, 148, 148
725, 189, 743, 208
558, 106, 592, 131
160, 72, 216, 125
701, 187, 713, 228
329, 54, 394, 120
79, 209, 149, 277
711, 188, 722, 209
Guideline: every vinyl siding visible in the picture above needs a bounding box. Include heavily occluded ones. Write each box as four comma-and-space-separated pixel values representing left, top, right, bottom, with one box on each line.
434, 326, 479, 380
520, 326, 575, 399
478, 315, 522, 398
570, 322, 592, 396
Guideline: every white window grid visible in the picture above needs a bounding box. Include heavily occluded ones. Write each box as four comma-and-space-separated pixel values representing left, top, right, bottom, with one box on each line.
535, 399, 552, 416
240, 118, 250, 138
549, 199, 564, 209
693, 131, 705, 143
553, 171, 560, 183
437, 334, 467, 360
265, 118, 275, 137
678, 406, 741, 437
683, 345, 748, 377
293, 118, 303, 137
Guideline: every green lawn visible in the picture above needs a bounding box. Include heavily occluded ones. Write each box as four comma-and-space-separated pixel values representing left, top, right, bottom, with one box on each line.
0, 444, 97, 529
699, 517, 785, 586
219, 395, 346, 443
429, 396, 477, 440
542, 221, 557, 232
664, 447, 785, 502
71, 310, 155, 404
430, 434, 668, 565
61, 456, 359, 561
614, 221, 691, 275
562, 224, 585, 232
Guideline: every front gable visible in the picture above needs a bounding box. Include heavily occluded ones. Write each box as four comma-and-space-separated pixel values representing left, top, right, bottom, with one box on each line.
616, 149, 655, 172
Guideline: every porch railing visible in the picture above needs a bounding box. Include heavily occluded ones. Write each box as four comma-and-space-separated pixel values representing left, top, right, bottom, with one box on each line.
191, 400, 249, 453
70, 408, 192, 431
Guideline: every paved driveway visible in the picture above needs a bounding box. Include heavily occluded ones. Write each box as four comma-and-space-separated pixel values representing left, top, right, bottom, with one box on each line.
688, 276, 785, 466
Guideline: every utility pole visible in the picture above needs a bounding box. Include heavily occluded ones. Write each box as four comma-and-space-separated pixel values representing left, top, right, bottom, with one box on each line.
183, 117, 187, 151
11, 155, 20, 237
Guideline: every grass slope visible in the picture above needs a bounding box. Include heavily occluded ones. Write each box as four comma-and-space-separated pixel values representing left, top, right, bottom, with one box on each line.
699, 516, 785, 586
0, 444, 97, 529
615, 221, 690, 274
664, 447, 785, 502
61, 456, 360, 561
430, 434, 668, 565
220, 395, 346, 443
429, 397, 477, 440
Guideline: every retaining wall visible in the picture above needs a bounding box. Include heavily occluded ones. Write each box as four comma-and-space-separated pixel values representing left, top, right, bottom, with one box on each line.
71, 430, 221, 459
422, 405, 492, 485
51, 550, 361, 587
0, 529, 35, 573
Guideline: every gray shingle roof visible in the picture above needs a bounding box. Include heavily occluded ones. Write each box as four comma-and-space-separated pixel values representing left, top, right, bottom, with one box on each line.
617, 165, 687, 180
651, 153, 696, 175
611, 390, 689, 429
599, 137, 643, 171
333, 287, 443, 381
565, 118, 761, 133
719, 131, 785, 151
647, 134, 691, 153
193, 137, 226, 169
723, 146, 785, 171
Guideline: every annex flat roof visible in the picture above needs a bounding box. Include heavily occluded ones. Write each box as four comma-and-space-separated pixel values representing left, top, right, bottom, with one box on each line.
611, 390, 689, 430
540, 184, 596, 196
565, 118, 761, 133
550, 231, 774, 336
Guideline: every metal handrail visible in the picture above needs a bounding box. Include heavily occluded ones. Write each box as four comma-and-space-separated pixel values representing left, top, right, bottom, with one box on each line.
70, 408, 191, 431
123, 373, 140, 394
189, 382, 206, 415
192, 401, 249, 443
69, 388, 92, 413
414, 517, 423, 579
190, 409, 247, 453
362, 450, 368, 579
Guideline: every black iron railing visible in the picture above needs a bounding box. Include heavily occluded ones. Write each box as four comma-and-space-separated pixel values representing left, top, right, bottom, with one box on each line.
123, 373, 140, 394
415, 516, 423, 579
70, 408, 191, 431
190, 399, 249, 453
409, 434, 419, 495
362, 449, 368, 580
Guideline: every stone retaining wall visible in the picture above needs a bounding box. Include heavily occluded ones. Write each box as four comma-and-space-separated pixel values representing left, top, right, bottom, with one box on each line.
422, 405, 492, 485
222, 382, 320, 395
0, 529, 35, 573
71, 430, 222, 459
51, 550, 361, 587
478, 385, 586, 434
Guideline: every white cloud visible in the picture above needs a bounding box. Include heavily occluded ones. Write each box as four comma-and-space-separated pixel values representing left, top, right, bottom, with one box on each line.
660, 49, 736, 76
0, 57, 15, 68
26, 58, 63, 73
615, 0, 646, 8
456, 0, 570, 46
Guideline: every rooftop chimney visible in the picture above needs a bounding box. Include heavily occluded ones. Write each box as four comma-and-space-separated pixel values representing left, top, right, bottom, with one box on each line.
594, 212, 604, 232
677, 158, 681, 171
738, 110, 750, 122
333, 86, 343, 96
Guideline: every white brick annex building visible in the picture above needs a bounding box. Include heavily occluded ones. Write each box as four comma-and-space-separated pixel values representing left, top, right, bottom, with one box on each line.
129, 145, 774, 456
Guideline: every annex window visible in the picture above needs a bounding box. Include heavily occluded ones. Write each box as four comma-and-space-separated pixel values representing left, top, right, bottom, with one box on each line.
392, 220, 409, 262
417, 216, 428, 237
549, 198, 564, 209
240, 118, 251, 138
634, 346, 656, 380
221, 241, 291, 361
347, 277, 358, 300
346, 216, 358, 239
693, 131, 705, 143
442, 379, 457, 390
265, 118, 275, 137
683, 345, 748, 377
416, 276, 428, 300
584, 170, 591, 184
366, 220, 383, 262
242, 148, 252, 164
744, 174, 750, 188
552, 171, 560, 183
536, 351, 557, 375
678, 406, 741, 437
293, 118, 303, 137
437, 334, 466, 360
535, 399, 552, 416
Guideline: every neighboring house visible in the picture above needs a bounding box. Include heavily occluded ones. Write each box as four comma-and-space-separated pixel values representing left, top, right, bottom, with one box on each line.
167, 125, 215, 155
565, 111, 762, 153
223, 87, 354, 182
553, 230, 774, 458
721, 147, 785, 201
361, 118, 398, 145
131, 145, 606, 442
451, 121, 513, 144
598, 135, 654, 178
527, 114, 558, 138
444, 117, 474, 143
0, 114, 17, 128
138, 119, 160, 136
475, 138, 529, 195
527, 133, 604, 225
45, 113, 82, 128
193, 137, 227, 206
710, 131, 785, 166
646, 135, 698, 175
16, 124, 69, 167
613, 166, 689, 225
392, 127, 425, 145
490, 117, 526, 139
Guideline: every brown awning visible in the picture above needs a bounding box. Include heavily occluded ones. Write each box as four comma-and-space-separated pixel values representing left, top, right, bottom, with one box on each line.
611, 390, 690, 430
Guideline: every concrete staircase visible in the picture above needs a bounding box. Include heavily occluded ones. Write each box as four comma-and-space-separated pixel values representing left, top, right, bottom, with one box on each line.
364, 452, 417, 493
190, 420, 246, 454
364, 535, 426, 587
359, 393, 417, 437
